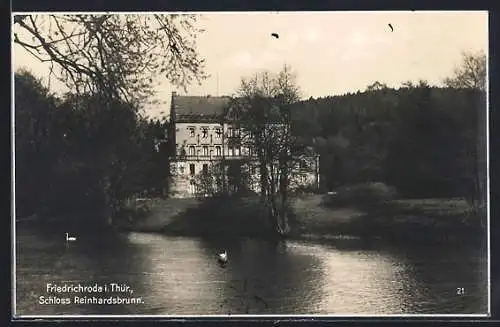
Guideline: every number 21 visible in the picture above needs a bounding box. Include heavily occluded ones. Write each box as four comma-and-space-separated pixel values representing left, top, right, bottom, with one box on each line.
456, 287, 465, 295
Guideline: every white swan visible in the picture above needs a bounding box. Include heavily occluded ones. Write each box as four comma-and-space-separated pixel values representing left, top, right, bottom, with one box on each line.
218, 250, 228, 264
65, 233, 77, 242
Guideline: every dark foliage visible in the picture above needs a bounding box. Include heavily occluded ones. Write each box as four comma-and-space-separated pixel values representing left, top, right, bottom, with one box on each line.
291, 84, 485, 201
15, 70, 170, 226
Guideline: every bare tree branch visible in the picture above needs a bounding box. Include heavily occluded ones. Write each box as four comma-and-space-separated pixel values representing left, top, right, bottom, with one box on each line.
232, 65, 310, 236
13, 13, 208, 107
443, 50, 486, 91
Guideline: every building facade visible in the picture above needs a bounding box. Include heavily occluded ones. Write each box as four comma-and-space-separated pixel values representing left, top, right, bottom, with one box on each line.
167, 92, 319, 198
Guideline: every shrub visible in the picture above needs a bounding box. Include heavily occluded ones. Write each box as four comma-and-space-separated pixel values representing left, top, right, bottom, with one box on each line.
166, 195, 276, 237
113, 199, 152, 224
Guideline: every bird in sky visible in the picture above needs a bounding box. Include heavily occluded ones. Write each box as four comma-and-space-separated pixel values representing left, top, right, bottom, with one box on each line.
271, 33, 279, 39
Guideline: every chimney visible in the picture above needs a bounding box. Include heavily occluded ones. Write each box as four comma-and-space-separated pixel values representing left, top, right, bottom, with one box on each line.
170, 91, 177, 157
170, 92, 177, 122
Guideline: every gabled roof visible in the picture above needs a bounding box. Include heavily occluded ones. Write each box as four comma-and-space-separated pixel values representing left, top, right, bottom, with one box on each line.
171, 94, 231, 122
170, 93, 295, 124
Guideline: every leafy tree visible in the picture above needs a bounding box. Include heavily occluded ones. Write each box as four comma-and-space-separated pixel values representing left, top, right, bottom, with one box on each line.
15, 69, 172, 226
386, 85, 458, 197
15, 69, 59, 217
192, 161, 225, 198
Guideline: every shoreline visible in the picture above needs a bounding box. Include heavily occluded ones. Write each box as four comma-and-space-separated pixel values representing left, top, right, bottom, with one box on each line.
16, 194, 486, 246
113, 222, 483, 248
112, 195, 484, 246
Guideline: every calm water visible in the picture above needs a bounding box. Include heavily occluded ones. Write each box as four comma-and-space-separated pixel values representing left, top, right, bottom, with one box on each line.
15, 227, 488, 316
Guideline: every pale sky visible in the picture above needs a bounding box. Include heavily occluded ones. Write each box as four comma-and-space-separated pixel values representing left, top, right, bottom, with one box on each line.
12, 11, 488, 118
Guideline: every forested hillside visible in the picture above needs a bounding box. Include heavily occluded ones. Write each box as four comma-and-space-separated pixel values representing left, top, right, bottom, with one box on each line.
290, 82, 486, 200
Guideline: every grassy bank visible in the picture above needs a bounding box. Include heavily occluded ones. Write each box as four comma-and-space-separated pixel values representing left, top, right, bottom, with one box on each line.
320, 196, 485, 243
115, 196, 274, 237
115, 193, 485, 244
16, 208, 115, 234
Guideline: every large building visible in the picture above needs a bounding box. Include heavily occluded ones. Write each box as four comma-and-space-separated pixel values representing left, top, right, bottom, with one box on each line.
167, 92, 319, 198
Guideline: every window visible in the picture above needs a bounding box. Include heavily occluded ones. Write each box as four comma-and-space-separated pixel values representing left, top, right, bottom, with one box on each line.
188, 127, 195, 137
227, 127, 239, 137
215, 146, 221, 156
189, 146, 195, 156
189, 164, 195, 175
251, 166, 256, 174
202, 127, 208, 138
215, 127, 222, 138
203, 146, 209, 156
179, 166, 185, 174
202, 164, 208, 174
229, 146, 234, 156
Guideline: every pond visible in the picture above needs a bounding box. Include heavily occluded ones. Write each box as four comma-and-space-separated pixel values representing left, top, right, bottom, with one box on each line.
15, 227, 488, 316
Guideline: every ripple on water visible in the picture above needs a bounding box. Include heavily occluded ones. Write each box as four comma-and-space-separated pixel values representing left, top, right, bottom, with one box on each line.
15, 231, 488, 316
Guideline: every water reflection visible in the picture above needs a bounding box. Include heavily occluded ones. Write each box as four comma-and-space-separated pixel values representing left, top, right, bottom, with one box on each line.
275, 240, 422, 314
124, 233, 226, 314
15, 228, 487, 316
384, 243, 488, 314
197, 237, 326, 314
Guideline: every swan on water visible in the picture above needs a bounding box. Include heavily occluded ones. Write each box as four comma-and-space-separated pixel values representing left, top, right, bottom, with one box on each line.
218, 250, 228, 265
65, 233, 77, 242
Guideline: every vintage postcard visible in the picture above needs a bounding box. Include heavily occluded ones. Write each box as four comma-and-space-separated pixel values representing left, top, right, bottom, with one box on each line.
12, 11, 489, 318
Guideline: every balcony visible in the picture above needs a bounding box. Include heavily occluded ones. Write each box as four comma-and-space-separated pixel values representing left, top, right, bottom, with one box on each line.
177, 153, 222, 161
176, 153, 256, 161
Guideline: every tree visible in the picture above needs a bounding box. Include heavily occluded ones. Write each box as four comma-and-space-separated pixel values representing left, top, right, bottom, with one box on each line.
45, 93, 144, 224
443, 50, 486, 91
192, 161, 225, 198
366, 81, 388, 92
444, 51, 488, 212
289, 83, 483, 201
233, 65, 309, 236
443, 50, 487, 219
15, 69, 60, 217
114, 117, 171, 199
13, 14, 207, 106
385, 84, 464, 197
15, 68, 175, 227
